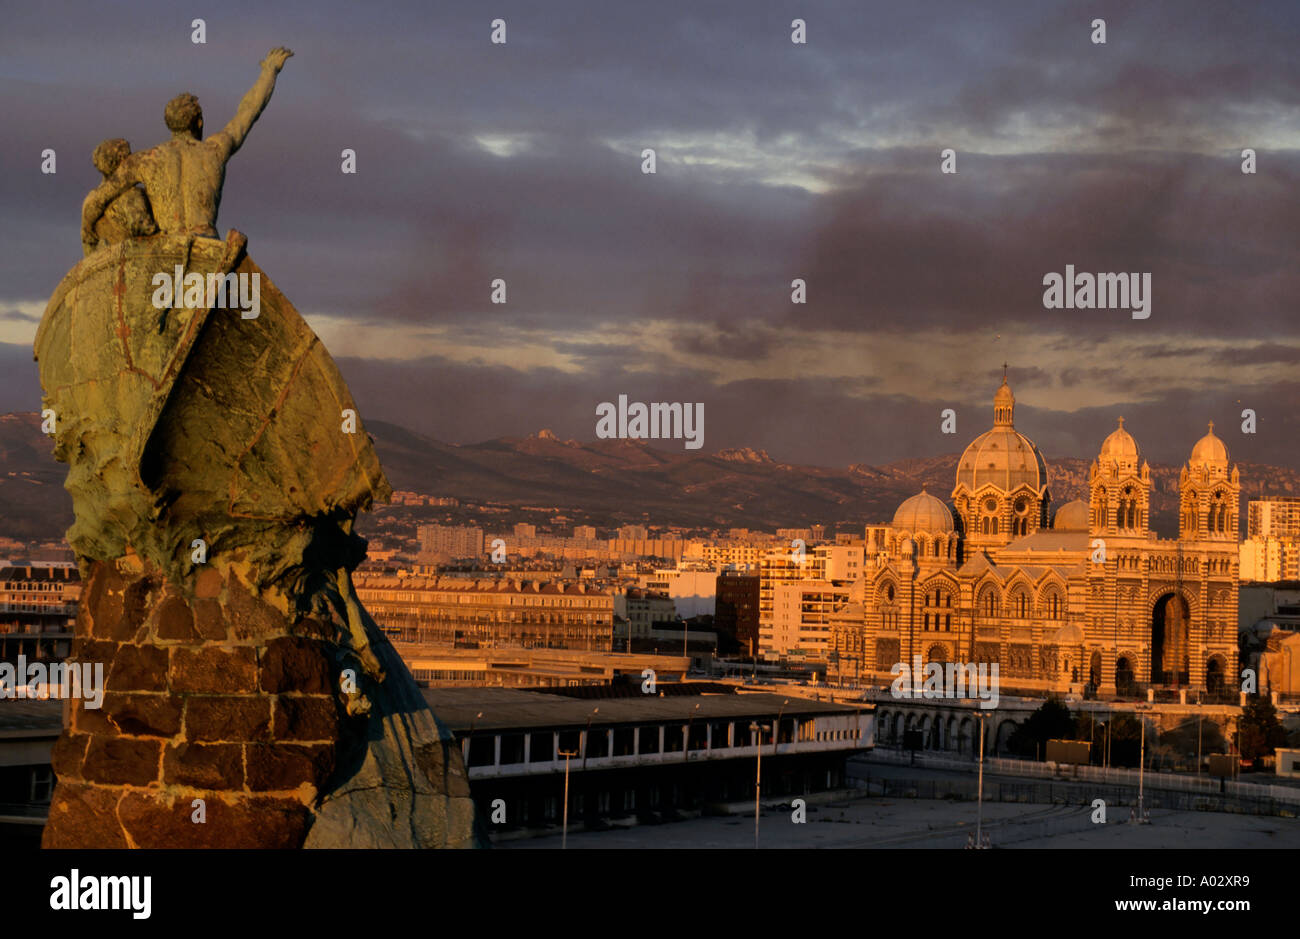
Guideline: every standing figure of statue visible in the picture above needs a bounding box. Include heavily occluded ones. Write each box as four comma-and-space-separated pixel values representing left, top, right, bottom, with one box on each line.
82, 47, 293, 248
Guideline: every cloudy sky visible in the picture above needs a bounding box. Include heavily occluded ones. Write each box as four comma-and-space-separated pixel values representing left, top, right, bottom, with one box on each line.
2, 0, 1297, 470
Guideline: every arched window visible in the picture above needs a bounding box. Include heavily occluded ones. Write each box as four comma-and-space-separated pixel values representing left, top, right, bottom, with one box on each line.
980, 588, 998, 618
990, 518, 999, 535
1014, 592, 1028, 618
925, 587, 954, 631
1045, 593, 1061, 619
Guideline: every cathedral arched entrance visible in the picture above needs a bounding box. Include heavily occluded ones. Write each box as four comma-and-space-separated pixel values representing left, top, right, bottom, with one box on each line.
1205, 655, 1227, 695
1151, 593, 1190, 686
1088, 651, 1102, 691
1115, 656, 1136, 697
993, 719, 1017, 755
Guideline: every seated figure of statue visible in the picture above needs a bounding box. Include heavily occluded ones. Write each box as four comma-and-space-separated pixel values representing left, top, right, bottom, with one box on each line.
88, 139, 158, 248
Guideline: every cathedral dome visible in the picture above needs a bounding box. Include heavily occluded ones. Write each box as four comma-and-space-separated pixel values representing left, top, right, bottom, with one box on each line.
957, 426, 1048, 493
1098, 417, 1140, 469
956, 376, 1047, 494
1189, 422, 1228, 468
892, 489, 955, 533
1052, 499, 1089, 531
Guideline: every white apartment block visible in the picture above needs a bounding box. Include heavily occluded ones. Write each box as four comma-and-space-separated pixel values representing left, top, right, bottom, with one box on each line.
759, 542, 864, 660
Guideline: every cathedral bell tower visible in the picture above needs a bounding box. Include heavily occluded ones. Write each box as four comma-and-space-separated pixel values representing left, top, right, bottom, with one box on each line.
1179, 422, 1240, 540
1089, 417, 1151, 539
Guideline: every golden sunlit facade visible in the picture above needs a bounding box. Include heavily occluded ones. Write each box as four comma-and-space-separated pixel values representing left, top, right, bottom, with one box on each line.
837, 377, 1240, 698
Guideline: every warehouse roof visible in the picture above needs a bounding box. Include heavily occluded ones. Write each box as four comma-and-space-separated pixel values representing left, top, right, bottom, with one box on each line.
422, 686, 869, 732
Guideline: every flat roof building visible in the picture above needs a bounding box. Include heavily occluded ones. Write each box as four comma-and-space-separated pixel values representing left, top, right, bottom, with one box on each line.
424, 684, 873, 839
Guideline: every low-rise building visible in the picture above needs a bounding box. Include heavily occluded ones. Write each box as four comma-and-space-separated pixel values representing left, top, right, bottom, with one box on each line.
613, 588, 678, 650
353, 573, 613, 651
0, 561, 80, 663
425, 684, 873, 837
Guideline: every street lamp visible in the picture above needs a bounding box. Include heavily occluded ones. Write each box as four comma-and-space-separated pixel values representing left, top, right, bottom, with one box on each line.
1197, 703, 1203, 777
976, 710, 986, 848
581, 706, 600, 772
1132, 706, 1152, 824
559, 746, 578, 849
464, 711, 484, 766
773, 699, 790, 756
749, 720, 770, 849
684, 702, 701, 761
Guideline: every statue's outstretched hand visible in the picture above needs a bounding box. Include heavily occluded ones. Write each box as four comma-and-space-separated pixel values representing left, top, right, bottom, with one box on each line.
263, 47, 294, 72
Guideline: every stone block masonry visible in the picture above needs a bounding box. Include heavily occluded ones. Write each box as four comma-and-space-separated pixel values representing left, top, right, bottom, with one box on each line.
43, 550, 481, 848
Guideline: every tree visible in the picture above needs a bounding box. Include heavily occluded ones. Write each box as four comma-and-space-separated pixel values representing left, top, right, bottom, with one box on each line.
1237, 695, 1286, 762
1008, 697, 1074, 759
1099, 713, 1143, 768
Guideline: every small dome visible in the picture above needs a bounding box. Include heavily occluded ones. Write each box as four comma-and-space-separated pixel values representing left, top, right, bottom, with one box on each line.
1189, 421, 1228, 468
1053, 499, 1089, 531
1098, 417, 1140, 469
892, 490, 955, 533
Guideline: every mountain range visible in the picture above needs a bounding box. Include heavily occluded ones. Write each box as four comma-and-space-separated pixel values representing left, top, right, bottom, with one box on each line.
4, 413, 1298, 542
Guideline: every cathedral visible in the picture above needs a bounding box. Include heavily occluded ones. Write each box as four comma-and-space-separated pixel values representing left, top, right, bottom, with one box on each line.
839, 375, 1241, 699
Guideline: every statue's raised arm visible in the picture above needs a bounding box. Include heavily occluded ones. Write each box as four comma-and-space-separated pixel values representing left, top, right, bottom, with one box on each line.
216, 46, 293, 156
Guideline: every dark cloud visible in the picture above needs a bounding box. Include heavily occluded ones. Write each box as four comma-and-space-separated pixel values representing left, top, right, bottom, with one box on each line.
789, 148, 1299, 345
3, 0, 1298, 474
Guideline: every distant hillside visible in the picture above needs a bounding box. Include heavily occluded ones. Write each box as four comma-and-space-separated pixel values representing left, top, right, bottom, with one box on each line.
0, 412, 75, 541
365, 422, 1300, 537
3, 414, 1299, 542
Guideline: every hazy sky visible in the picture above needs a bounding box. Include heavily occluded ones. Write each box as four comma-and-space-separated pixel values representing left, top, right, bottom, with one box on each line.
2, 0, 1297, 469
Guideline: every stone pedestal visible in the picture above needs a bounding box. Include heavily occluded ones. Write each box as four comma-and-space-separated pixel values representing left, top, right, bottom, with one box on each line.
43, 551, 481, 848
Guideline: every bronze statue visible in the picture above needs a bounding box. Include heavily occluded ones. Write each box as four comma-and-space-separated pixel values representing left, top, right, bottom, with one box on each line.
36, 49, 482, 849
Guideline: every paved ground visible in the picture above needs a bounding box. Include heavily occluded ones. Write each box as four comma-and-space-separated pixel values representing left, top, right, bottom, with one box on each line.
504, 793, 1300, 850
